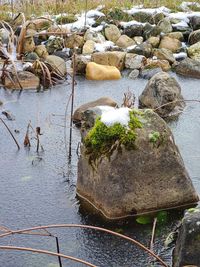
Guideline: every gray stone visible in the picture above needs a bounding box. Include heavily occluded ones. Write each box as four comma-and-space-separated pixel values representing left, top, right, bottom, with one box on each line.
46, 37, 63, 54
173, 208, 200, 267
74, 55, 90, 74
189, 16, 200, 31
77, 109, 198, 219
175, 57, 200, 78
153, 48, 175, 64
129, 69, 140, 79
140, 67, 163, 79
125, 53, 145, 69
84, 29, 105, 43
189, 29, 200, 45
123, 24, 143, 38
129, 42, 152, 58
143, 23, 162, 39
139, 72, 185, 118
45, 55, 67, 76
158, 17, 172, 33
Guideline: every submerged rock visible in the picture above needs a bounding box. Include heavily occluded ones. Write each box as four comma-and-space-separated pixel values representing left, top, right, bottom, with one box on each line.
77, 109, 198, 219
175, 58, 200, 78
173, 208, 200, 267
73, 97, 117, 123
86, 62, 121, 80
4, 71, 40, 90
139, 72, 185, 118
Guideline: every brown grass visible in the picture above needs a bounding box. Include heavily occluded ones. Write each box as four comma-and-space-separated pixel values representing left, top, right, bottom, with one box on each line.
1, 0, 200, 21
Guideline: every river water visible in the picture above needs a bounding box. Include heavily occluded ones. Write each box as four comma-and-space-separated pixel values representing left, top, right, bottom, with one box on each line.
0, 73, 199, 267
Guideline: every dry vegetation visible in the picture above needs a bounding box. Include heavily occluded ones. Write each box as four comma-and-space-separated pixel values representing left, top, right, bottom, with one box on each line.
1, 0, 200, 21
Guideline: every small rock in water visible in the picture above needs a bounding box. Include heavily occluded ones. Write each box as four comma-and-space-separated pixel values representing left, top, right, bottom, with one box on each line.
139, 72, 185, 118
129, 69, 140, 79
2, 110, 15, 121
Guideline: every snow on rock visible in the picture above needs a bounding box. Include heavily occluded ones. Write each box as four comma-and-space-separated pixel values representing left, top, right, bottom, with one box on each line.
100, 107, 131, 127
86, 10, 105, 18
180, 1, 200, 11
94, 41, 115, 52
173, 52, 187, 60
120, 20, 145, 28
125, 5, 170, 15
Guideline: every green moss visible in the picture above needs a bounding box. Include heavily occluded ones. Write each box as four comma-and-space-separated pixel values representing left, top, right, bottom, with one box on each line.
56, 14, 77, 24
84, 110, 143, 162
149, 131, 160, 143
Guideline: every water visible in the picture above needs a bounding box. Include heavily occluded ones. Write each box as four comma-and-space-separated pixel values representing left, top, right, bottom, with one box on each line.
0, 74, 199, 267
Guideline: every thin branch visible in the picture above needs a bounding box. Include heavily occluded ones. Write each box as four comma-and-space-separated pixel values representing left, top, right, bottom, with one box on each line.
150, 217, 157, 252
0, 118, 20, 149
0, 246, 96, 267
153, 99, 200, 112
0, 224, 168, 267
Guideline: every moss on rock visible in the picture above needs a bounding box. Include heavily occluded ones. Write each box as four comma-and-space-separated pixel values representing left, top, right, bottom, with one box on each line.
83, 109, 143, 161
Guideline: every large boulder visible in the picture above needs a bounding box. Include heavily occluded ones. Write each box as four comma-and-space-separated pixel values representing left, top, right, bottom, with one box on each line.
91, 51, 125, 70
105, 24, 121, 43
175, 58, 200, 78
4, 71, 40, 90
73, 97, 117, 123
45, 55, 67, 76
139, 72, 185, 118
187, 41, 200, 61
86, 62, 121, 80
159, 36, 182, 53
77, 108, 198, 219
173, 208, 200, 267
189, 16, 200, 31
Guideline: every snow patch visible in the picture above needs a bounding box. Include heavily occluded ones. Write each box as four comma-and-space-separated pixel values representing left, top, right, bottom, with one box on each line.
126, 5, 170, 15
95, 41, 114, 52
173, 52, 187, 59
120, 20, 145, 28
100, 107, 131, 127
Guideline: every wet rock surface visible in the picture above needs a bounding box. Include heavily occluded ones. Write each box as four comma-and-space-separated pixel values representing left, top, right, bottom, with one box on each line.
173, 208, 200, 267
77, 110, 198, 219
139, 72, 185, 118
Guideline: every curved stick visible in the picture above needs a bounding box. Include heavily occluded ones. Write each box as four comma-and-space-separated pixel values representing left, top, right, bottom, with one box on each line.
0, 224, 168, 267
0, 246, 96, 267
0, 118, 20, 149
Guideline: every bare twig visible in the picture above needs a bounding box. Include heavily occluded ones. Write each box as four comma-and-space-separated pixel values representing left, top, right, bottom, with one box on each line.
0, 117, 20, 149
153, 99, 200, 112
68, 53, 76, 160
150, 217, 157, 251
0, 224, 168, 267
0, 246, 96, 267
